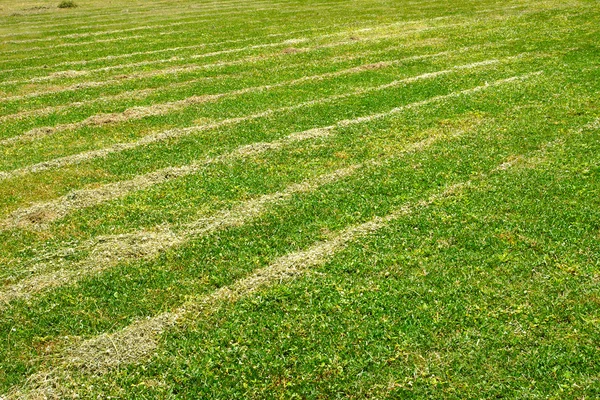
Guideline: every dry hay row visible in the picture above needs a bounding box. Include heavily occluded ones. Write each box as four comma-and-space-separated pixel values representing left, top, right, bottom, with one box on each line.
0, 19, 267, 57
5, 1, 536, 65
1, 1, 541, 80
0, 74, 490, 232
0, 6, 561, 94
1, 0, 271, 24
0, 37, 311, 87
0, 71, 544, 303
0, 14, 453, 77
0, 0, 348, 39
0, 16, 531, 121
0, 118, 472, 307
0, 21, 474, 103
0, 38, 310, 102
0, 34, 153, 58
9, 0, 557, 33
10, 1, 536, 67
0, 0, 395, 56
0, 161, 362, 308
0, 39, 433, 124
0, 59, 514, 184
1, 47, 473, 146
0, 22, 349, 76
4, 132, 565, 399
0, 0, 338, 45
0, 0, 447, 36
0, 0, 317, 34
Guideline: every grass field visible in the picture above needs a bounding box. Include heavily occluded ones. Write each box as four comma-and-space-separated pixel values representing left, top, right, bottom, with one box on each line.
0, 0, 599, 397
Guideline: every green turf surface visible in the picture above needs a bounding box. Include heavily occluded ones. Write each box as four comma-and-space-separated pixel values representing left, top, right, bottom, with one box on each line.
0, 0, 598, 398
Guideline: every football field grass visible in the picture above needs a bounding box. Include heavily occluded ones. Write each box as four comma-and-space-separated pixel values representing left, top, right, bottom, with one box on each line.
0, 0, 599, 397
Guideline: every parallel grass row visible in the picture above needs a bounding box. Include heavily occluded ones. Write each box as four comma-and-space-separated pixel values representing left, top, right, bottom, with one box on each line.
0, 0, 599, 397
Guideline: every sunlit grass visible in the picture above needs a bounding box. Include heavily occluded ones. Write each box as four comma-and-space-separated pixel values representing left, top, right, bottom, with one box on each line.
0, 0, 598, 398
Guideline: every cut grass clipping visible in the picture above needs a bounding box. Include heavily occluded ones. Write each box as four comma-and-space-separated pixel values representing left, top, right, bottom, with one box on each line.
58, 1, 77, 9
0, 0, 599, 398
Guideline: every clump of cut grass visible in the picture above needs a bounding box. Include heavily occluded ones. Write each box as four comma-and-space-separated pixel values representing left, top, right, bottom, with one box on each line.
58, 0, 77, 8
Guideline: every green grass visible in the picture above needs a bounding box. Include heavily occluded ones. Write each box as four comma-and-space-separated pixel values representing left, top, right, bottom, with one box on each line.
0, 0, 598, 398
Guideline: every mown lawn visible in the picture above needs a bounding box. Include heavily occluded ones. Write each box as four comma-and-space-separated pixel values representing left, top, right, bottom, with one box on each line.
0, 0, 598, 398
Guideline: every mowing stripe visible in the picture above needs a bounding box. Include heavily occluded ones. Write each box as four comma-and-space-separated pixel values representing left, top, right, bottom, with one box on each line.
0, 2, 265, 36
0, 88, 157, 124
0, 0, 459, 39
0, 1, 348, 43
0, 19, 461, 89
0, 29, 463, 118
0, 1, 312, 44
0, 165, 360, 306
2, 0, 452, 29
0, 0, 596, 397
0, 123, 465, 307
0, 55, 522, 228
0, 34, 150, 58
0, 40, 423, 123
0, 97, 481, 230
0, 0, 349, 40
0, 11, 552, 102
0, 47, 286, 102
0, 37, 310, 87
0, 6, 497, 73
3, 1, 383, 47
4, 0, 528, 37
66, 182, 473, 371
0, 2, 399, 57
5, 0, 302, 20
8, 7, 522, 76
0, 2, 557, 65
0, 27, 429, 101
1, 0, 442, 29
0, 0, 299, 28
0, 48, 471, 146
0, 23, 342, 75
0, 62, 530, 183
0, 36, 254, 75
4, 135, 563, 398
0, 128, 336, 230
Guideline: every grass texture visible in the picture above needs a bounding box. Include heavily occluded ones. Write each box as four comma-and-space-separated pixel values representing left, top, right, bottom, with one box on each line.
0, 0, 599, 398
